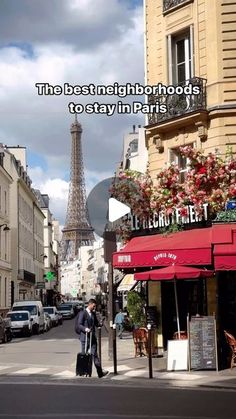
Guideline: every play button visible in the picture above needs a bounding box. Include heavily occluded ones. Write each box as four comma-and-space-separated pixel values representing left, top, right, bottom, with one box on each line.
108, 198, 130, 222
86, 177, 133, 238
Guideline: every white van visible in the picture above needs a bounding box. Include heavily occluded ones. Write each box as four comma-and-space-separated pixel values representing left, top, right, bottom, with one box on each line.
12, 300, 44, 334
7, 311, 32, 337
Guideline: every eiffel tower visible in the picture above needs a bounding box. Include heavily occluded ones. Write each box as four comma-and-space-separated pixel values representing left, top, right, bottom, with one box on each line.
61, 116, 94, 261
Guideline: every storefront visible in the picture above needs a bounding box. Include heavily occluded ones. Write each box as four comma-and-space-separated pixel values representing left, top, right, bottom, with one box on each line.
113, 223, 236, 357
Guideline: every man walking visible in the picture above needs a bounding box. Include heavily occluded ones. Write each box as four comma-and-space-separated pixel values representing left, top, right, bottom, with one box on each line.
75, 298, 109, 378
115, 308, 125, 339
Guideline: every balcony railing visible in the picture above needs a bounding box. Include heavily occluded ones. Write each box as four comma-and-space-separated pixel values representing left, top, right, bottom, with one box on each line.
163, 0, 191, 13
148, 77, 207, 126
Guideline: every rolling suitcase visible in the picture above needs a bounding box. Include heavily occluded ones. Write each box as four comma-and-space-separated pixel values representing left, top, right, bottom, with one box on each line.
76, 332, 93, 377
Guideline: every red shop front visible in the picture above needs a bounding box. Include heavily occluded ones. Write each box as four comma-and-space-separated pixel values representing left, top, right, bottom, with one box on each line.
113, 224, 236, 353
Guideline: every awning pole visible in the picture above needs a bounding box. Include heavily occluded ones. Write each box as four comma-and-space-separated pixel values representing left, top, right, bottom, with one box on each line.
174, 278, 181, 339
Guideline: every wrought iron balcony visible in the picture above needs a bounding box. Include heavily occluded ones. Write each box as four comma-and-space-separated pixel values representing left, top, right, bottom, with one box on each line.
163, 0, 192, 13
148, 77, 207, 126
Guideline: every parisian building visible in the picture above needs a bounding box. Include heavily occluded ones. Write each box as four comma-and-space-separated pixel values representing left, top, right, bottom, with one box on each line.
2, 146, 45, 305
34, 191, 60, 306
113, 0, 236, 368
0, 147, 12, 315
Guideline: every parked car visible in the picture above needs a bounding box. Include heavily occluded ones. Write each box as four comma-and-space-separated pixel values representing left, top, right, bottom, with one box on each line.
0, 315, 12, 343
71, 300, 84, 314
6, 311, 32, 337
58, 303, 74, 319
43, 306, 59, 326
57, 312, 63, 325
44, 313, 52, 332
12, 300, 44, 334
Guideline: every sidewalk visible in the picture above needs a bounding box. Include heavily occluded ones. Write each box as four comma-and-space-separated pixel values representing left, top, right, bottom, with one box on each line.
99, 331, 236, 389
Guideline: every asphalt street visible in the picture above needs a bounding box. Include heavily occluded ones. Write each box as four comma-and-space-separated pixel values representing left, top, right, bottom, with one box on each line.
0, 382, 236, 419
0, 319, 236, 418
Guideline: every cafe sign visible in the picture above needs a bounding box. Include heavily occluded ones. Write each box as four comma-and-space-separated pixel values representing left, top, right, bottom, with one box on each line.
130, 203, 209, 232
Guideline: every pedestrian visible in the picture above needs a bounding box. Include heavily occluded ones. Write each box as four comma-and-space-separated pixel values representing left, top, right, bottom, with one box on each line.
115, 308, 125, 339
75, 298, 109, 378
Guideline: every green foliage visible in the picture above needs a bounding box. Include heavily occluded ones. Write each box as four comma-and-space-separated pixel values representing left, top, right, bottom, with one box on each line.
127, 291, 145, 328
159, 223, 183, 236
214, 209, 236, 222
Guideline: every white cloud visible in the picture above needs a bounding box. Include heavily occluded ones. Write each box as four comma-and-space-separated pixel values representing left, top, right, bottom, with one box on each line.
29, 166, 113, 224
0, 0, 144, 225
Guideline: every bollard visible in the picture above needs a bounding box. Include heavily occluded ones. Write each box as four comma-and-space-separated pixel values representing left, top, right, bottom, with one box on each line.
147, 323, 153, 379
98, 327, 102, 363
112, 323, 118, 375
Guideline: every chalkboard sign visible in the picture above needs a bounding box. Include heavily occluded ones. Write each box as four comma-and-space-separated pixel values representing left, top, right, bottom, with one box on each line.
146, 306, 158, 329
189, 316, 217, 370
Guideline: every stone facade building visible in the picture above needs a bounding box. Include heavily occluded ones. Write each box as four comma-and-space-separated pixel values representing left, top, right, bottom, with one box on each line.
144, 0, 236, 178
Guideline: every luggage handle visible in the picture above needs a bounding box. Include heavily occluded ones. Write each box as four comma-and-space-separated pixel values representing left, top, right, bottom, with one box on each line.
85, 331, 92, 355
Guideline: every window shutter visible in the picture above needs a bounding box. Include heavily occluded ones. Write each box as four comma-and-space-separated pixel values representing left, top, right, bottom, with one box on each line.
169, 149, 176, 164
190, 24, 194, 78
167, 34, 173, 84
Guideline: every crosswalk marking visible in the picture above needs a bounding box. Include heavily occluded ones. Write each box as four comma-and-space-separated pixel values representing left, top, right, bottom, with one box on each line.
111, 374, 129, 381
10, 367, 48, 375
106, 365, 131, 372
125, 369, 148, 377
53, 370, 75, 378
42, 339, 78, 342
0, 366, 11, 372
0, 363, 209, 382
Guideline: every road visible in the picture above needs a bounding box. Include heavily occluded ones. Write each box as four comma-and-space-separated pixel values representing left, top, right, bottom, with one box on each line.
0, 319, 236, 419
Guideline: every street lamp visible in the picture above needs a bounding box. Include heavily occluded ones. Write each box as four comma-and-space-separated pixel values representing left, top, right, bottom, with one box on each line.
0, 224, 10, 231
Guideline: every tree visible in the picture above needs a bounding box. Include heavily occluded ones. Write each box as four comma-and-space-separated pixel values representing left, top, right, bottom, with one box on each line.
127, 291, 145, 328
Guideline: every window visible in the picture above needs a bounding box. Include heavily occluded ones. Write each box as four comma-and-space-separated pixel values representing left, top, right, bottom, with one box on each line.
4, 190, 7, 215
4, 230, 7, 260
4, 277, 7, 307
169, 144, 194, 183
168, 26, 194, 84
163, 0, 192, 14
129, 139, 138, 154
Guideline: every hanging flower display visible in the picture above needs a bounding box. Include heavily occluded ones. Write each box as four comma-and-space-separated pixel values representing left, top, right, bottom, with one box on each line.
110, 146, 236, 241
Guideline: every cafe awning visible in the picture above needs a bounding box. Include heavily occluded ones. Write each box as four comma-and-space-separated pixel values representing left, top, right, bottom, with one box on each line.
213, 224, 236, 270
113, 227, 213, 269
117, 274, 137, 292
134, 265, 214, 281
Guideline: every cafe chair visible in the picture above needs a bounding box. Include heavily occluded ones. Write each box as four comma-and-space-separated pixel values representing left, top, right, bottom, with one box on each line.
173, 331, 188, 340
133, 327, 148, 357
224, 330, 236, 369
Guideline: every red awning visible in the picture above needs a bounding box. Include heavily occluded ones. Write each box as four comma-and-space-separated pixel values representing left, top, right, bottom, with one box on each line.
213, 225, 236, 270
134, 265, 214, 281
113, 227, 213, 269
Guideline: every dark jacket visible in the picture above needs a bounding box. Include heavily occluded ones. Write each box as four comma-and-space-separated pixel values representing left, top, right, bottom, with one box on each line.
75, 309, 100, 341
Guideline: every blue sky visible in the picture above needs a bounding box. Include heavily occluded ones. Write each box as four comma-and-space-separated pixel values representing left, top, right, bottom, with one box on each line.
0, 0, 144, 224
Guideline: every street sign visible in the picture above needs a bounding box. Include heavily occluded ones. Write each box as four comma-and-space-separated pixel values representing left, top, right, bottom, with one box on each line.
35, 282, 45, 289
71, 289, 77, 297
45, 272, 56, 281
